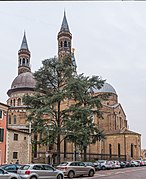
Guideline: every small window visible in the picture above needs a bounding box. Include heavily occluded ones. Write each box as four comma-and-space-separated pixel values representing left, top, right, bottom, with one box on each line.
0, 128, 4, 142
13, 152, 18, 159
9, 115, 11, 124
13, 99, 16, 106
23, 58, 25, 65
0, 110, 2, 119
18, 98, 21, 106
24, 137, 26, 140
14, 115, 17, 124
14, 134, 18, 141
64, 41, 67, 47
19, 58, 22, 66
60, 41, 63, 47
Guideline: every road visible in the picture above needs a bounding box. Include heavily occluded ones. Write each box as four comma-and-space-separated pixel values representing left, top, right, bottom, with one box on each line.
66, 166, 146, 179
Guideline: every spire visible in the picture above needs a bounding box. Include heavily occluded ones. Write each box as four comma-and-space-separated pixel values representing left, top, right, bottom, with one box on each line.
60, 10, 70, 32
18, 32, 31, 75
20, 31, 29, 50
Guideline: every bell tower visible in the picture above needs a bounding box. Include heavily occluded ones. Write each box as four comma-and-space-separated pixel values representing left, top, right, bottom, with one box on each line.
57, 11, 72, 59
18, 32, 31, 75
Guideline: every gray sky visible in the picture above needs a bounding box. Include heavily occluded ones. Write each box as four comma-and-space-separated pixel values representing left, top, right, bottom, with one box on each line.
1, 1, 146, 148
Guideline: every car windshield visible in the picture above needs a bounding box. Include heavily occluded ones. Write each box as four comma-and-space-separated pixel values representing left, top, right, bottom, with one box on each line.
19, 165, 30, 170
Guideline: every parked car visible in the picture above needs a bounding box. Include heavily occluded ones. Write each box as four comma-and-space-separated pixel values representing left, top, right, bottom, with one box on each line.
0, 168, 21, 179
113, 161, 121, 169
124, 161, 132, 167
130, 160, 140, 167
0, 164, 22, 173
119, 161, 126, 168
136, 160, 145, 166
17, 164, 64, 179
56, 161, 95, 178
83, 161, 101, 171
97, 160, 114, 170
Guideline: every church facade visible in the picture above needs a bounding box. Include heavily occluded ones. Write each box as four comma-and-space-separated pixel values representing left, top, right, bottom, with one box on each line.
6, 12, 141, 164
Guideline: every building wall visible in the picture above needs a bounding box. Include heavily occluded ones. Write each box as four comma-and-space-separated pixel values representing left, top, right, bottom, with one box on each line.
0, 103, 8, 165
6, 129, 31, 164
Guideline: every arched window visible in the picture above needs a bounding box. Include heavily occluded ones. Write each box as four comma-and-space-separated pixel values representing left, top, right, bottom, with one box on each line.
13, 99, 16, 106
68, 41, 70, 47
9, 115, 11, 124
23, 58, 25, 65
18, 98, 21, 106
118, 143, 120, 158
131, 144, 134, 158
60, 41, 63, 47
109, 144, 112, 158
10, 100, 12, 106
64, 41, 67, 47
26, 58, 29, 64
34, 134, 38, 158
14, 115, 17, 124
19, 58, 21, 66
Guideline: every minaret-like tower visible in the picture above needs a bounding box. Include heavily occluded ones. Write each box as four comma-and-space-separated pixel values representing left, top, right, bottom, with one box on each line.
57, 11, 72, 59
18, 32, 31, 75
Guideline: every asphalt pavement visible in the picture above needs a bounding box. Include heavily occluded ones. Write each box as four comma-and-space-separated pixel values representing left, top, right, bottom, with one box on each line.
66, 166, 146, 179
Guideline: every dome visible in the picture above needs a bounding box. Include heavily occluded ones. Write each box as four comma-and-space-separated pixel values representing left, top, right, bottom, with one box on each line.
93, 83, 117, 95
11, 72, 36, 89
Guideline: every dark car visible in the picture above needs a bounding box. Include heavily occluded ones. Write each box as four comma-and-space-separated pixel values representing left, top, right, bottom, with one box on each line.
120, 161, 126, 168
0, 164, 22, 173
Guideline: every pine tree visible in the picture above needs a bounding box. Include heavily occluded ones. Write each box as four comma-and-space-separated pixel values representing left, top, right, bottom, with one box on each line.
23, 55, 108, 163
64, 74, 107, 161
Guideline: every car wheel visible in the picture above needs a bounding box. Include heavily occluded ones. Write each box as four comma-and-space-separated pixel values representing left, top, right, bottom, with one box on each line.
57, 174, 63, 179
101, 166, 106, 170
68, 171, 75, 179
30, 176, 37, 179
88, 169, 94, 177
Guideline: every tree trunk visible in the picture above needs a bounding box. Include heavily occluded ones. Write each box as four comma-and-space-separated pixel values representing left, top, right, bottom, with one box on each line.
83, 146, 87, 161
57, 133, 61, 164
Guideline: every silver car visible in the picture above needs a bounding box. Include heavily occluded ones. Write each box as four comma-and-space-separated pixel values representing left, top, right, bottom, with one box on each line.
57, 161, 95, 178
17, 164, 64, 179
0, 168, 21, 179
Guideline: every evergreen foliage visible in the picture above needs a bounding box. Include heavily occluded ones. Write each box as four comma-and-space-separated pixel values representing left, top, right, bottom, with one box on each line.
23, 55, 108, 164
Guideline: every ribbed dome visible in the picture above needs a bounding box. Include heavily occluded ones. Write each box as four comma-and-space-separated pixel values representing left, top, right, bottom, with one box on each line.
11, 72, 36, 89
94, 83, 117, 94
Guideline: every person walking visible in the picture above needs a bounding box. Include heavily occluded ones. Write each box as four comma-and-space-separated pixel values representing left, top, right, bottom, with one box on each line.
15, 160, 19, 164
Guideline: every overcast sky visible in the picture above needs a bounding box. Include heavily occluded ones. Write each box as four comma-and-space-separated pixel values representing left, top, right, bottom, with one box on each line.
1, 1, 146, 148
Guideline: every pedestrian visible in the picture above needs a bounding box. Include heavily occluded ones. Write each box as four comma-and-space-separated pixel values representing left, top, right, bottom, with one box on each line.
10, 160, 13, 164
15, 160, 19, 164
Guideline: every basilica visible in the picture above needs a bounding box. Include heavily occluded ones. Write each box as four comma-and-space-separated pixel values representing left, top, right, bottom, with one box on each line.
6, 12, 141, 164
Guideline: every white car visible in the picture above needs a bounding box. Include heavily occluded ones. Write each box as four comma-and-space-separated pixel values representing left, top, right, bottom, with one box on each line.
17, 164, 64, 179
57, 161, 95, 178
0, 168, 21, 179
